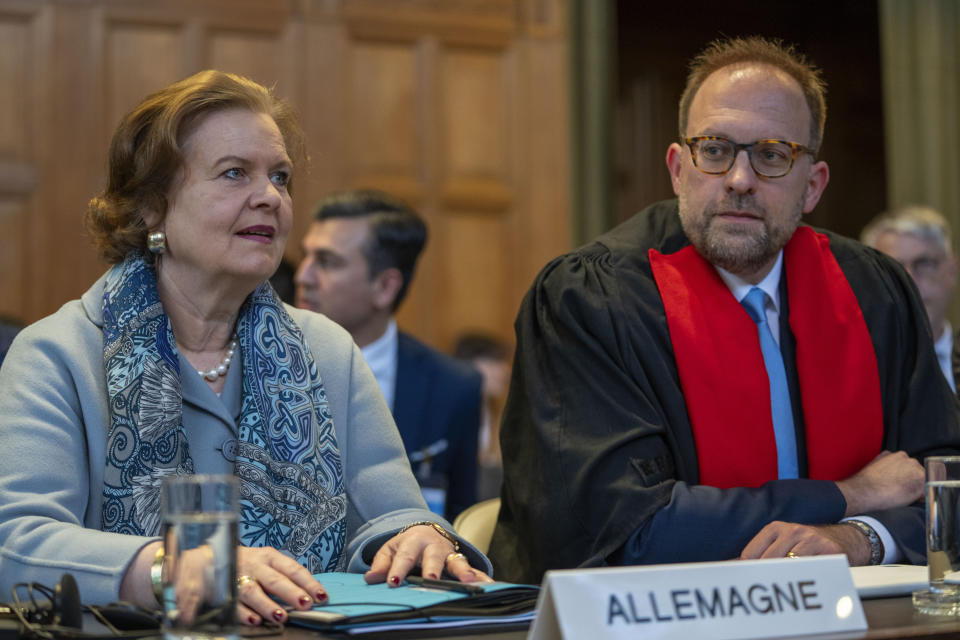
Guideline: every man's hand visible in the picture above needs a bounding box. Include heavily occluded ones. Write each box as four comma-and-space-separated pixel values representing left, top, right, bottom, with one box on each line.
739, 521, 872, 566
836, 450, 923, 516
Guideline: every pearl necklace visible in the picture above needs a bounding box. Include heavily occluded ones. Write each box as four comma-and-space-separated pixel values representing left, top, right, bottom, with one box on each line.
197, 335, 238, 382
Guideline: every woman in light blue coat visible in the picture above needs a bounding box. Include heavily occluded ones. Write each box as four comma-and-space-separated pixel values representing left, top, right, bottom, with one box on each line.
0, 70, 490, 625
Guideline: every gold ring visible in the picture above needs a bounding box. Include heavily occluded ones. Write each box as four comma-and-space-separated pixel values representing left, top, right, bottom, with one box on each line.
237, 574, 256, 587
446, 552, 467, 563
786, 551, 799, 559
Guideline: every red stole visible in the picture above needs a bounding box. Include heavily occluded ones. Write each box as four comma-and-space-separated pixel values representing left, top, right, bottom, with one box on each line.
649, 227, 883, 488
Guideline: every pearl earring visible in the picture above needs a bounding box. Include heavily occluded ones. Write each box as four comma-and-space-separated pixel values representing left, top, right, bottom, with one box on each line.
147, 231, 166, 254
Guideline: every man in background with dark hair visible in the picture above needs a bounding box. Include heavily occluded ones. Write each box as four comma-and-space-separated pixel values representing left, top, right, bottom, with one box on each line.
295, 190, 482, 519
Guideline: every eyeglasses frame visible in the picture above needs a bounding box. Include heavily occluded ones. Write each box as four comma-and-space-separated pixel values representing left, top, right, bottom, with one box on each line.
683, 136, 816, 178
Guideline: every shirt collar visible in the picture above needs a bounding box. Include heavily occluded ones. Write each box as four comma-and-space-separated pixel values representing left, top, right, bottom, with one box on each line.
935, 321, 955, 392
715, 250, 784, 312
362, 318, 397, 360
935, 320, 953, 352
360, 318, 399, 410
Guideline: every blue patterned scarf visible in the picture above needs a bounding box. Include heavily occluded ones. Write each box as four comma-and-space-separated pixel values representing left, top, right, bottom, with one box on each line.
101, 253, 347, 573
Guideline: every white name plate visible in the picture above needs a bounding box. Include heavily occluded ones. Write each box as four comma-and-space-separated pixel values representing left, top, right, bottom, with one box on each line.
529, 554, 866, 640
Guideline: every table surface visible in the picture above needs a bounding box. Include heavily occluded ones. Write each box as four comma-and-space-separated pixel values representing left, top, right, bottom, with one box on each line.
269, 595, 960, 640
71, 595, 960, 640
855, 596, 960, 639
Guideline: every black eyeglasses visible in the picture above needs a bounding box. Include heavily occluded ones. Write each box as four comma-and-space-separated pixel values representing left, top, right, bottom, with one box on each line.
684, 136, 815, 178
899, 254, 945, 280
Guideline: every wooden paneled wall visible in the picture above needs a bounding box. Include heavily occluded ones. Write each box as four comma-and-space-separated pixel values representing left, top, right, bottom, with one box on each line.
0, 0, 571, 352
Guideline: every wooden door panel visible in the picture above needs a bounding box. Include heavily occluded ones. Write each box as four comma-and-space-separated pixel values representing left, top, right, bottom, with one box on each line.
439, 47, 513, 212
0, 19, 30, 158
435, 212, 510, 346
347, 40, 420, 186
0, 10, 38, 322
208, 29, 285, 88
441, 49, 508, 178
105, 24, 185, 131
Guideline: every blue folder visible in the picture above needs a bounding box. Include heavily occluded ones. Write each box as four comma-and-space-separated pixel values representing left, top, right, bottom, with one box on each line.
285, 572, 539, 632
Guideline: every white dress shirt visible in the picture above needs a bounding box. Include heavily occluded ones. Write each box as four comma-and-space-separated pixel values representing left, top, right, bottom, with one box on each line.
935, 321, 955, 392
715, 252, 784, 344
360, 319, 398, 412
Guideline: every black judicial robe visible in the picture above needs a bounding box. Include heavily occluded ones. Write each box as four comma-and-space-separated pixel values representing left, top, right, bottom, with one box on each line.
489, 199, 960, 584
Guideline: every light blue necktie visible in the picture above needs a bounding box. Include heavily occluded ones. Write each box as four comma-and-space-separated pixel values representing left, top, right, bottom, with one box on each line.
741, 287, 799, 479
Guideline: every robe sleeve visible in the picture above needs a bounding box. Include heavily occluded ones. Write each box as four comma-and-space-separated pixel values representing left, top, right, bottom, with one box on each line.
614, 480, 844, 564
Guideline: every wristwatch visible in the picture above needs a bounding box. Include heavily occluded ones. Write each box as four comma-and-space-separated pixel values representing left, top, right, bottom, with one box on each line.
398, 520, 460, 553
844, 519, 884, 565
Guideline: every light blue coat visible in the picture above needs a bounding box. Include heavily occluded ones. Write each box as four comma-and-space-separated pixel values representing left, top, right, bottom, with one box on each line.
0, 274, 489, 604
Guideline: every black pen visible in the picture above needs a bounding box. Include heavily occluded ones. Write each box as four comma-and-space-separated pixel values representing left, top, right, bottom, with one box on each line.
405, 575, 486, 594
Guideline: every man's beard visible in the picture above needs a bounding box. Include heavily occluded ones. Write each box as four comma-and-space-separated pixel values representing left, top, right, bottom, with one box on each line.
679, 194, 803, 276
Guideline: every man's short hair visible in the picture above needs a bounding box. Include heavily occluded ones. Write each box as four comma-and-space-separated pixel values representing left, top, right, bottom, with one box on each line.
312, 189, 427, 310
860, 205, 954, 256
678, 36, 828, 153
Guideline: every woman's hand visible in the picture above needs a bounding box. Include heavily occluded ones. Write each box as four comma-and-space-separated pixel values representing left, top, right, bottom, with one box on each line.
167, 545, 215, 627
235, 546, 328, 626
120, 541, 164, 607
363, 524, 493, 587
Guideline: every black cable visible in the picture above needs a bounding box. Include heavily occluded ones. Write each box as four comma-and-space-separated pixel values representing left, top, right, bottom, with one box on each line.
11, 582, 57, 640
6, 583, 160, 640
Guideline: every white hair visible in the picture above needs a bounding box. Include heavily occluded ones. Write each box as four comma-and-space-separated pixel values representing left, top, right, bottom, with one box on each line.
860, 205, 953, 256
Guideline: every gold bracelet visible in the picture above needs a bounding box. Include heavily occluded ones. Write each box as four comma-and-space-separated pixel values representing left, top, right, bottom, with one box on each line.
150, 546, 165, 605
398, 521, 460, 553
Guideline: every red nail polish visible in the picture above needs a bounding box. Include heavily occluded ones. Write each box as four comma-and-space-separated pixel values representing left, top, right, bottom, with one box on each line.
272, 609, 285, 622
389, 575, 400, 585
248, 615, 258, 625
426, 572, 438, 579
299, 595, 312, 606
316, 591, 328, 602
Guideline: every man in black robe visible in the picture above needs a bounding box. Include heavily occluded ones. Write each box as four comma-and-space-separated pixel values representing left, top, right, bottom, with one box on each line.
489, 37, 960, 584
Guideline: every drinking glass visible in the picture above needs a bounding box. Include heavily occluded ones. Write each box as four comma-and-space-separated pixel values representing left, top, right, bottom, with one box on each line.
160, 474, 240, 640
913, 456, 960, 615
